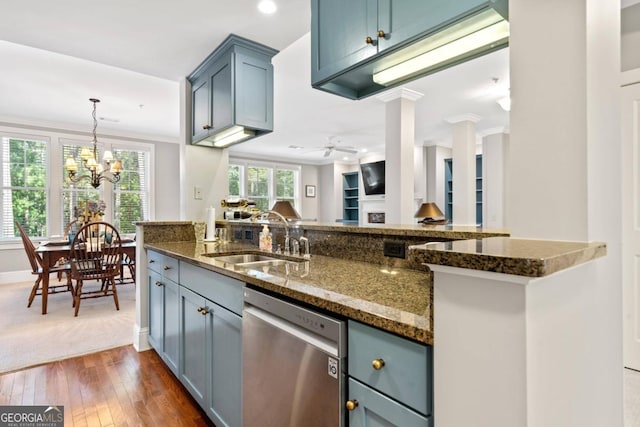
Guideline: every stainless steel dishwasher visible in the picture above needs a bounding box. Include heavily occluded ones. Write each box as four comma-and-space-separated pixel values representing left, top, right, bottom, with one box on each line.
243, 287, 346, 427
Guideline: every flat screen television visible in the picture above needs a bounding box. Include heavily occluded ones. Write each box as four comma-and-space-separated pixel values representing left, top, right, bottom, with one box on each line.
360, 160, 385, 195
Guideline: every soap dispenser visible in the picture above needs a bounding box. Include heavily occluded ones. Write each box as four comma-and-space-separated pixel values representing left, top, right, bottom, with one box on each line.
259, 224, 272, 252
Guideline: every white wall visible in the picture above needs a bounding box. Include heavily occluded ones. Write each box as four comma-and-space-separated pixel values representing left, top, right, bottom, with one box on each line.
300, 164, 319, 220
182, 144, 229, 222
318, 163, 335, 222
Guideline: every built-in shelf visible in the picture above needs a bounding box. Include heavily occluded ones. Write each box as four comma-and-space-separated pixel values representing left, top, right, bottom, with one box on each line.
445, 155, 483, 226
343, 172, 359, 223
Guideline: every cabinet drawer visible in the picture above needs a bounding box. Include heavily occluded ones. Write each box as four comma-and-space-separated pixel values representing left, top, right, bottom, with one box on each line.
348, 320, 432, 416
347, 378, 431, 427
147, 250, 180, 283
180, 261, 244, 315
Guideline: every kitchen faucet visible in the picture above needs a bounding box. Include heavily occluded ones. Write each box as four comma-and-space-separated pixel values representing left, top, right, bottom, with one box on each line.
299, 236, 310, 259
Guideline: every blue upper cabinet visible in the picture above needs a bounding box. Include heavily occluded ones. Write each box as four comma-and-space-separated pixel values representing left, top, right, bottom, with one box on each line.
311, 0, 509, 100
189, 34, 278, 147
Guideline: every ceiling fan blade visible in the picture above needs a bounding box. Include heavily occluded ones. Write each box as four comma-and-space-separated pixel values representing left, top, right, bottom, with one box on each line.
324, 149, 332, 157
335, 147, 358, 154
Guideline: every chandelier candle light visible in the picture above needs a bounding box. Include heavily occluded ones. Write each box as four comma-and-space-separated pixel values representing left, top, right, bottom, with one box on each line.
65, 98, 123, 188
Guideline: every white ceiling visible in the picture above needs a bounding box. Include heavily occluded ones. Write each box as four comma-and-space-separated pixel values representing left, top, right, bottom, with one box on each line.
0, 0, 511, 164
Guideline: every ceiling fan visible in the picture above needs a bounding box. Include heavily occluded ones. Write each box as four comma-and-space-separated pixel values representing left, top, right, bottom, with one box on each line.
291, 136, 358, 157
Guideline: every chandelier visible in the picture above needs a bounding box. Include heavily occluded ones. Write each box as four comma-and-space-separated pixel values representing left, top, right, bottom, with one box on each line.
65, 98, 122, 189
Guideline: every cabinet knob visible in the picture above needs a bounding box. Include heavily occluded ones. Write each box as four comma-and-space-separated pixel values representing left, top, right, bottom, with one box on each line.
377, 30, 386, 38
202, 125, 212, 130
345, 400, 359, 411
365, 36, 376, 45
197, 306, 209, 315
155, 281, 162, 287
149, 259, 155, 263
163, 265, 171, 271
372, 358, 385, 370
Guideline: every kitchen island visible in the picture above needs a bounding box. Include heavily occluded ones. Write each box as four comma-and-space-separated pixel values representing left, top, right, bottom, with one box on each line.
134, 221, 606, 427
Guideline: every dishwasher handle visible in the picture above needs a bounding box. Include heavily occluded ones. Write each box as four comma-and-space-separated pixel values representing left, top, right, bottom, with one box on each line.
244, 305, 339, 357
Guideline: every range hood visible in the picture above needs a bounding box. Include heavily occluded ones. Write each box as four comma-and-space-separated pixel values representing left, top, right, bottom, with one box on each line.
188, 34, 278, 147
311, 0, 509, 100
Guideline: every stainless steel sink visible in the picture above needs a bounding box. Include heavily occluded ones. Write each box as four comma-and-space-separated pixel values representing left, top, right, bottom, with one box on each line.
205, 252, 304, 269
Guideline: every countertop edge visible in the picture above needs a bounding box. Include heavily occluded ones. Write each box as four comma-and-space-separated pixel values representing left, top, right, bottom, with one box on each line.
410, 237, 607, 277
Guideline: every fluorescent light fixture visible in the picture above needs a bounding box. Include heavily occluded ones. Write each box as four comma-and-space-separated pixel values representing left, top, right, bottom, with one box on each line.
258, 0, 277, 14
373, 9, 509, 86
212, 125, 256, 147
497, 96, 511, 111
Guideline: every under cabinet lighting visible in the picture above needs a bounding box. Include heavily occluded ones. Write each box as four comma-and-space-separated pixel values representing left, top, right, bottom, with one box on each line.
212, 125, 256, 147
373, 9, 509, 86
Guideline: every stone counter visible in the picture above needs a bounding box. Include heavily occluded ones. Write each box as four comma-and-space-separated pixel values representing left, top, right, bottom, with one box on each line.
145, 240, 434, 345
409, 237, 606, 277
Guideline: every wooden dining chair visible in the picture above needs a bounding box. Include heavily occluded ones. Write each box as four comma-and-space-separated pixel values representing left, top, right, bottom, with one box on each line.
69, 221, 122, 317
16, 221, 73, 308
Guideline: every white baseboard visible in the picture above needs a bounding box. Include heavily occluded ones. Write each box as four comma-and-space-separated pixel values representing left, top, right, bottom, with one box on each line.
133, 325, 151, 352
0, 270, 32, 285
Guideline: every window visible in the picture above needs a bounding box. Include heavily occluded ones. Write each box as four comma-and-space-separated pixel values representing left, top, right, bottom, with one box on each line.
61, 142, 151, 235
111, 148, 150, 234
1, 136, 48, 238
228, 160, 300, 212
247, 166, 270, 211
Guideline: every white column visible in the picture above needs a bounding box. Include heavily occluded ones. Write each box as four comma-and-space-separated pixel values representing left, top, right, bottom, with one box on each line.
377, 88, 423, 224
446, 114, 480, 225
481, 130, 509, 228
504, 0, 622, 425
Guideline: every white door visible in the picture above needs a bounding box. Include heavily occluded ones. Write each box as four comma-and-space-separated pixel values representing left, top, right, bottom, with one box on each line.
623, 81, 640, 370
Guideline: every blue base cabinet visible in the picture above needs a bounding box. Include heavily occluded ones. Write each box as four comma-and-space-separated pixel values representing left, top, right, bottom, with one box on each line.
147, 250, 179, 375
179, 262, 243, 427
347, 320, 433, 426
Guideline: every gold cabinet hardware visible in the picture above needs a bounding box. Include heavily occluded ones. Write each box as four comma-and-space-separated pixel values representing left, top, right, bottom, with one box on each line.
149, 259, 155, 263
346, 400, 359, 411
365, 36, 375, 45
163, 265, 171, 270
155, 281, 162, 287
377, 30, 386, 38
203, 125, 212, 130
372, 358, 385, 370
197, 306, 209, 315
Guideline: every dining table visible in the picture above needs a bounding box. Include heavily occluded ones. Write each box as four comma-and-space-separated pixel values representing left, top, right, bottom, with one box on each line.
35, 239, 136, 315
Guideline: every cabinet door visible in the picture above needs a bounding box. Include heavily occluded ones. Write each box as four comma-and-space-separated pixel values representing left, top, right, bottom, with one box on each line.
180, 286, 208, 407
191, 74, 211, 143
147, 270, 164, 352
207, 304, 242, 427
235, 51, 273, 131
163, 279, 180, 376
210, 52, 233, 132
348, 378, 431, 427
311, 0, 378, 84
378, 0, 493, 52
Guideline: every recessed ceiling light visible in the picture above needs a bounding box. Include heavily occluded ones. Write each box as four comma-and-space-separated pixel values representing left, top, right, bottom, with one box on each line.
258, 0, 277, 14
361, 148, 368, 153
343, 156, 349, 160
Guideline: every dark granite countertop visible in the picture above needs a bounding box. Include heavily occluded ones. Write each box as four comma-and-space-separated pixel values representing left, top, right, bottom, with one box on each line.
145, 241, 433, 345
409, 237, 607, 277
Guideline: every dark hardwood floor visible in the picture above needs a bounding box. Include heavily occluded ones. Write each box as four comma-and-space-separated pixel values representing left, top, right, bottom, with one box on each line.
0, 345, 213, 426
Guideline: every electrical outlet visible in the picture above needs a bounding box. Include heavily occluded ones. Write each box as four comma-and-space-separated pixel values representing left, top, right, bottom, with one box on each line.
234, 229, 242, 240
194, 186, 203, 200
244, 230, 253, 241
383, 241, 406, 259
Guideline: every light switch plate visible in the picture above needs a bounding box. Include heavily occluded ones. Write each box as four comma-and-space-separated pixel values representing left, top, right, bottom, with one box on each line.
194, 186, 203, 200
